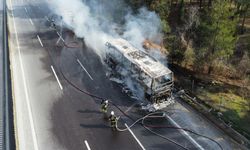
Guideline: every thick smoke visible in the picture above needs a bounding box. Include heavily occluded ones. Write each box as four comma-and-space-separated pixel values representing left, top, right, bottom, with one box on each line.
49, 0, 113, 58
48, 0, 163, 58
123, 8, 163, 49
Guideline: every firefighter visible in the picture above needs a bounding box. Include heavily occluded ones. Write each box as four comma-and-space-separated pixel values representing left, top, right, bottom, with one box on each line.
109, 111, 117, 131
101, 100, 109, 113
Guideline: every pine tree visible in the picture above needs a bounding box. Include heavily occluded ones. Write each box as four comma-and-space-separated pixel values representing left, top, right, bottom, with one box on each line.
194, 0, 238, 74
236, 0, 250, 33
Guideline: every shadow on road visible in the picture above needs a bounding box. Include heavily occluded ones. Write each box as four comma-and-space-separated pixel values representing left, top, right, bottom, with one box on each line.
77, 109, 102, 114
80, 123, 109, 129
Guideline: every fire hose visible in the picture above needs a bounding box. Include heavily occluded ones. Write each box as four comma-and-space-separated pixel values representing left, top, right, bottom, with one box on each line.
116, 112, 223, 150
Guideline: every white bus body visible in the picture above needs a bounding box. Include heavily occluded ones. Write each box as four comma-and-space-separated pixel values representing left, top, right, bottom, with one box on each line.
105, 39, 174, 110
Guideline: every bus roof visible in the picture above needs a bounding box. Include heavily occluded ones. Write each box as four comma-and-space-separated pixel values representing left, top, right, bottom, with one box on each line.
106, 38, 172, 78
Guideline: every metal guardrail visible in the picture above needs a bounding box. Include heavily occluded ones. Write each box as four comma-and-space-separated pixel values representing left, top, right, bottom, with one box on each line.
176, 90, 250, 149
2, 0, 15, 149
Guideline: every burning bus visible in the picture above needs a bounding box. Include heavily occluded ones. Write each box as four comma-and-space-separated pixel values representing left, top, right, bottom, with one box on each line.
105, 39, 174, 111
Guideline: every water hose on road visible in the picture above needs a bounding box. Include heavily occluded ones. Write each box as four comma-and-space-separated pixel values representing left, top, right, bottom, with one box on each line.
116, 116, 144, 132
141, 112, 189, 150
116, 113, 165, 132
115, 112, 189, 150
116, 111, 223, 150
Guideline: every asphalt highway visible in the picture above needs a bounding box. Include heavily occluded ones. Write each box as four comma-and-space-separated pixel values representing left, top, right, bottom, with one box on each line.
7, 0, 245, 150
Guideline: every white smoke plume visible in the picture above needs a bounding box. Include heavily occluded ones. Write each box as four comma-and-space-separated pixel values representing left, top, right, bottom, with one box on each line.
123, 7, 163, 49
48, 0, 114, 58
47, 0, 163, 58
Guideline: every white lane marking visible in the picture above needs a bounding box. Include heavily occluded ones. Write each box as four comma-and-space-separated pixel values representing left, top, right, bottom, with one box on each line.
37, 35, 43, 47
29, 18, 34, 26
84, 140, 91, 150
56, 38, 60, 45
45, 16, 49, 22
10, 0, 39, 150
51, 66, 63, 90
56, 32, 65, 42
166, 115, 204, 150
76, 59, 94, 80
125, 123, 146, 150
124, 103, 137, 113
24, 7, 28, 13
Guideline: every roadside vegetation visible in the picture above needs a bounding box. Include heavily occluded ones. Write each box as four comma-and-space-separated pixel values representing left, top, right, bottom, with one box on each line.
126, 0, 250, 139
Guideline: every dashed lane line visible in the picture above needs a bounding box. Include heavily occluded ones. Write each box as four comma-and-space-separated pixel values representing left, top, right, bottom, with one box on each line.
76, 59, 94, 80
45, 16, 49, 22
56, 31, 65, 42
37, 35, 43, 47
29, 18, 34, 26
51, 66, 63, 90
166, 115, 205, 150
124, 103, 137, 113
84, 140, 91, 150
125, 123, 146, 150
24, 7, 28, 13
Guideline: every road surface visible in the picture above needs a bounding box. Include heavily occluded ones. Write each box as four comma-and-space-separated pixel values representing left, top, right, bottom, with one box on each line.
7, 0, 245, 150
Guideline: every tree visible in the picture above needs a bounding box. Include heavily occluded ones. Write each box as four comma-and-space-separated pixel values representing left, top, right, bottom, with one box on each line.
194, 0, 238, 74
238, 53, 250, 77
236, 0, 250, 33
168, 34, 185, 64
149, 0, 171, 21
199, 0, 202, 9
178, 0, 185, 23
149, 0, 172, 37
161, 19, 171, 34
208, 0, 213, 7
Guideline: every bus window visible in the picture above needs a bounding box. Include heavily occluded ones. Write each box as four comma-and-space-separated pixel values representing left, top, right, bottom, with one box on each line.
153, 73, 173, 89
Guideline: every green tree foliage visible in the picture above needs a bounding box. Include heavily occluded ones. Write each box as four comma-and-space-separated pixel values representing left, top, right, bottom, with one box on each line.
126, 0, 155, 11
168, 35, 185, 64
235, 0, 250, 33
149, 0, 172, 34
149, 0, 171, 19
161, 19, 171, 34
178, 0, 185, 23
194, 0, 238, 73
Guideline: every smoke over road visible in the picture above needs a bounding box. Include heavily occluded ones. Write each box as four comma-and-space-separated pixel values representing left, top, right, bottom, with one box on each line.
48, 0, 163, 58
